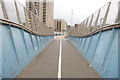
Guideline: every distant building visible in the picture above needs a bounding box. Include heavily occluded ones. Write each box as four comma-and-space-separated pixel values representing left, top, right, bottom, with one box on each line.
26, 0, 54, 28
75, 24, 79, 28
54, 19, 67, 32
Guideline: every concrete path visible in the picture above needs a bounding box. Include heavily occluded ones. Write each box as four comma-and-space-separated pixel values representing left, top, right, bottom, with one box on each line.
61, 40, 100, 78
17, 39, 100, 78
17, 40, 60, 78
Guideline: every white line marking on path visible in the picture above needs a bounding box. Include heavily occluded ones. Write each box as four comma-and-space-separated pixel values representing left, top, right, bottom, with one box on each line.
58, 39, 62, 79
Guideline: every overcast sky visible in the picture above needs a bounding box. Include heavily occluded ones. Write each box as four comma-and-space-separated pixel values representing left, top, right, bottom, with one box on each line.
18, 0, 111, 25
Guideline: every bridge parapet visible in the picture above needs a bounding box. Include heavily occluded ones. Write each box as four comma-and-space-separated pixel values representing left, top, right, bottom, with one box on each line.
68, 0, 120, 78
0, 0, 54, 78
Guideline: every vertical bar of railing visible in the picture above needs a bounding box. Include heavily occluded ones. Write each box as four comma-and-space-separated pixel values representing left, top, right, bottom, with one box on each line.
30, 13, 36, 32
86, 18, 89, 27
92, 9, 100, 33
89, 14, 94, 32
102, 2, 111, 27
24, 7, 30, 29
36, 18, 40, 33
89, 14, 94, 27
94, 9, 101, 28
1, 0, 8, 19
14, 0, 22, 24
39, 22, 42, 34
34, 15, 38, 32
82, 21, 85, 27
118, 1, 120, 23
115, 1, 120, 23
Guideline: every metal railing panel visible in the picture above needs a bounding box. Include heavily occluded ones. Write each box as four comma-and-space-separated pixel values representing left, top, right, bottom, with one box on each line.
97, 3, 109, 28
3, 0, 19, 23
0, 2, 4, 19
86, 16, 92, 27
16, 1, 26, 26
106, 0, 120, 25
91, 11, 99, 27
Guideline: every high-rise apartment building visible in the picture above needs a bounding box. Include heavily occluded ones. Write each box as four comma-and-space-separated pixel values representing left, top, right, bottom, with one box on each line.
26, 0, 54, 28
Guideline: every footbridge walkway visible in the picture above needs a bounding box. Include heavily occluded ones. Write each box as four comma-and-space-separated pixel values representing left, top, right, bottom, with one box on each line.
0, 0, 120, 79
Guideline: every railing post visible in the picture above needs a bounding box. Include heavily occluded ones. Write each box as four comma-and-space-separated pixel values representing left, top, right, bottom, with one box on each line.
94, 9, 101, 28
14, 0, 22, 24
24, 8, 30, 29
115, 1, 120, 23
102, 2, 111, 27
1, 0, 8, 19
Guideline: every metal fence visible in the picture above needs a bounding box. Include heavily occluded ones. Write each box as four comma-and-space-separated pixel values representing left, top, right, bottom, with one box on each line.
0, 0, 54, 36
69, 0, 120, 37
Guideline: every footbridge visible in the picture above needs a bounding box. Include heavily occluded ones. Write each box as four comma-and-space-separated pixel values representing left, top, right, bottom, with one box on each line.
0, 0, 120, 79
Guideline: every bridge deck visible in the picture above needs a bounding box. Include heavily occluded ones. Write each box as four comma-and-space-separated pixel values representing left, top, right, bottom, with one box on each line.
17, 39, 100, 78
